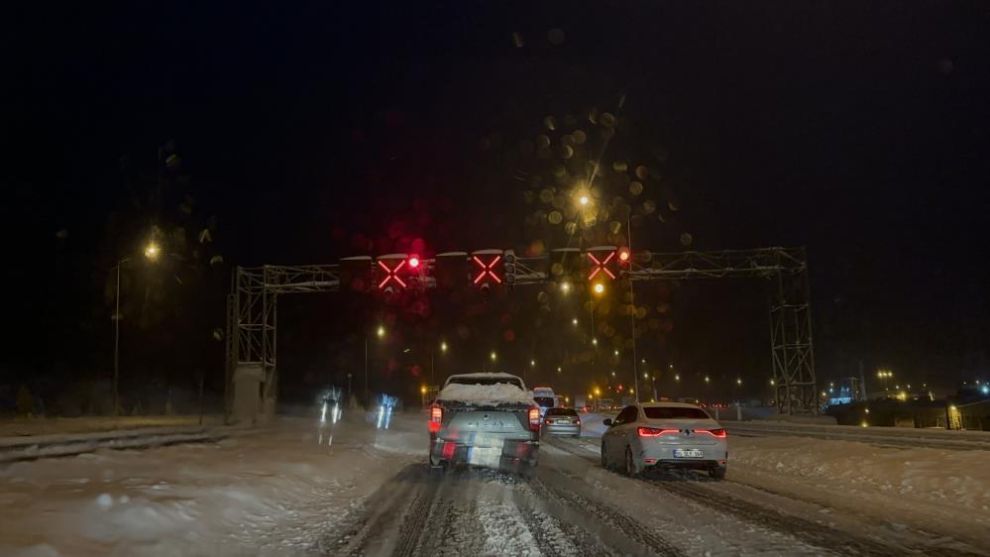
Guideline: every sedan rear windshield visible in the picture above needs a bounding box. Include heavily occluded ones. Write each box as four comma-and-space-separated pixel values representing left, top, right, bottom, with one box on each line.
546, 408, 578, 416
643, 407, 710, 420
446, 376, 524, 389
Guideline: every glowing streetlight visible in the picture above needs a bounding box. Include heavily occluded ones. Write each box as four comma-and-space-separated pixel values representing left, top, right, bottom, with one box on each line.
143, 241, 161, 261
704, 375, 710, 384
736, 378, 742, 386
560, 281, 571, 294
614, 349, 620, 356
440, 341, 448, 353
490, 351, 497, 362
611, 371, 616, 377
674, 374, 680, 382
556, 366, 562, 373
571, 318, 579, 327
592, 338, 598, 346
420, 385, 428, 395
579, 194, 590, 206
376, 325, 385, 338
530, 359, 536, 367
770, 378, 776, 386
593, 387, 601, 396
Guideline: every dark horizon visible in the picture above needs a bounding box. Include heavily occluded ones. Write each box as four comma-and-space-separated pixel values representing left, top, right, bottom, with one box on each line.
3, 2, 989, 410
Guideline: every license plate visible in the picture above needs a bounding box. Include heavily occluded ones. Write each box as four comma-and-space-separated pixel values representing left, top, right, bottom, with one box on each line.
468, 447, 502, 467
673, 448, 704, 459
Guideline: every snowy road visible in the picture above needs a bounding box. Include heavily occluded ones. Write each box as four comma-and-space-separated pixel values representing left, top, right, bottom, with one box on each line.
2, 412, 989, 556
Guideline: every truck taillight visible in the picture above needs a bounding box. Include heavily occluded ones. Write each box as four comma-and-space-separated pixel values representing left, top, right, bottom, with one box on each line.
528, 407, 541, 431
429, 405, 442, 433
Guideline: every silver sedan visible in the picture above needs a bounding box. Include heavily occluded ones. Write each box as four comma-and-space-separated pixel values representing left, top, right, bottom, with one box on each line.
541, 407, 582, 437
601, 402, 728, 479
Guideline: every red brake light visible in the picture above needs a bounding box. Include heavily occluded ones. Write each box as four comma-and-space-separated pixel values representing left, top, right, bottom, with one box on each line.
528, 407, 541, 431
638, 426, 678, 437
700, 428, 727, 438
429, 405, 442, 433
408, 255, 420, 269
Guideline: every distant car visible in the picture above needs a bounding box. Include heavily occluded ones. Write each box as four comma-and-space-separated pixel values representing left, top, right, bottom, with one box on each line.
541, 407, 581, 437
532, 386, 558, 417
600, 402, 728, 479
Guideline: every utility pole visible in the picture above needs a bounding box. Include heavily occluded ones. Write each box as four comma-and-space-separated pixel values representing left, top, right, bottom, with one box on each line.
113, 261, 121, 416
627, 214, 640, 402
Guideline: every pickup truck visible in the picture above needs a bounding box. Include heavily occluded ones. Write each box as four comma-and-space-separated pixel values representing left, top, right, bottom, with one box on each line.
428, 372, 540, 474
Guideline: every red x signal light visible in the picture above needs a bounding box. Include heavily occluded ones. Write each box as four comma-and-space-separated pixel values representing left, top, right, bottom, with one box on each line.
472, 254, 503, 285
377, 259, 408, 289
618, 247, 631, 264
587, 251, 617, 281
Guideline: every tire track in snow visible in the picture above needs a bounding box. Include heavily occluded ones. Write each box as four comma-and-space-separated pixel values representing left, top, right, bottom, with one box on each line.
511, 481, 617, 557
318, 463, 437, 556
650, 479, 985, 557
529, 474, 685, 556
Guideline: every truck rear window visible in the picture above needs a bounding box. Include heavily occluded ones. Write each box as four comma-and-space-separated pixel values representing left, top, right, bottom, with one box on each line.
643, 407, 711, 420
534, 396, 555, 408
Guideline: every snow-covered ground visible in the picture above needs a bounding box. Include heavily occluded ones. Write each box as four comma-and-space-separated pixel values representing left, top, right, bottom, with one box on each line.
2, 409, 989, 556
0, 411, 424, 557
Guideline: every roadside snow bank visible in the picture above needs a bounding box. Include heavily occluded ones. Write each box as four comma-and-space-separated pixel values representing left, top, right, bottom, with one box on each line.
732, 436, 990, 512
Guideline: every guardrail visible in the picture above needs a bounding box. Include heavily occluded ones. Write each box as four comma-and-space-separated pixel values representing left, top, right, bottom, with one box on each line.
0, 426, 230, 464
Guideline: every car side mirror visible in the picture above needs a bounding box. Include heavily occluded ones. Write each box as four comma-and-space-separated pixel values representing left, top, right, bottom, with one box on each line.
602, 418, 613, 426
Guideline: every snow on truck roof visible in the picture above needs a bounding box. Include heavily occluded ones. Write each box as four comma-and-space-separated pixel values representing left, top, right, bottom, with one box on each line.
438, 373, 534, 406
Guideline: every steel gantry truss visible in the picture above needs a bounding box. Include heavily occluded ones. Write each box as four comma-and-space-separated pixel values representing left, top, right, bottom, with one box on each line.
226, 246, 816, 420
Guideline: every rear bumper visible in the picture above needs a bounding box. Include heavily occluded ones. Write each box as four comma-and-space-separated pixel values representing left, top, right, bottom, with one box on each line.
638, 443, 727, 469
430, 436, 539, 469
542, 424, 581, 436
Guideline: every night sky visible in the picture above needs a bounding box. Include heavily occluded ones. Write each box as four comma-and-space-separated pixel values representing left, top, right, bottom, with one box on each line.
3, 2, 989, 408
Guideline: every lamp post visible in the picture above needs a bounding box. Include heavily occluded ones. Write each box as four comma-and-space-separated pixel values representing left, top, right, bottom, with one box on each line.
111, 240, 162, 417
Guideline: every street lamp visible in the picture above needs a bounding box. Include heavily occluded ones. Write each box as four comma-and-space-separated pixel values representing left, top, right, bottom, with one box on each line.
440, 341, 448, 353
490, 351, 497, 362
111, 240, 163, 416
143, 241, 161, 261
571, 318, 579, 327
560, 281, 571, 294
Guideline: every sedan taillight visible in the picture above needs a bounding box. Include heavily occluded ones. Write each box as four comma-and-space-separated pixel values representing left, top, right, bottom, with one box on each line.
699, 428, 727, 438
637, 426, 679, 437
